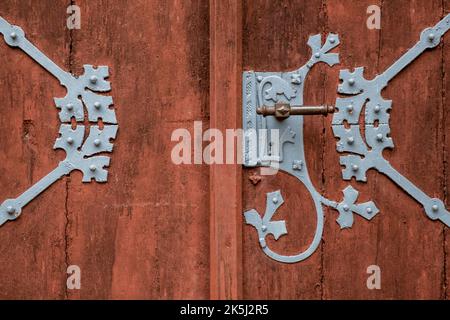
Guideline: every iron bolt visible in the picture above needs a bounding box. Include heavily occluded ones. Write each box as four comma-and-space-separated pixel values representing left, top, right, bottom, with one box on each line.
314, 52, 321, 58
291, 74, 301, 84
329, 38, 336, 44
428, 33, 435, 41
374, 105, 381, 113
347, 104, 353, 112
432, 204, 439, 212
348, 78, 355, 86
89, 165, 97, 172
6, 206, 15, 214
94, 101, 101, 109
66, 103, 74, 111
376, 133, 383, 141
272, 197, 278, 204
347, 137, 354, 145
93, 139, 101, 147
352, 164, 359, 172
257, 76, 263, 82
366, 207, 373, 214
261, 225, 267, 232
90, 75, 98, 84
94, 139, 102, 147
343, 204, 350, 212
10, 32, 17, 40
66, 137, 74, 145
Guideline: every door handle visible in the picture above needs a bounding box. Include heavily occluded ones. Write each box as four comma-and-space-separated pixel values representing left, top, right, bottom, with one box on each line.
257, 103, 335, 119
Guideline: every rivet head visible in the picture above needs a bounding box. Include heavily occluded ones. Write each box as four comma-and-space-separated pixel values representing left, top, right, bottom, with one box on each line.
352, 164, 359, 171
257, 76, 263, 82
347, 137, 354, 145
89, 165, 97, 172
6, 206, 15, 215
94, 101, 101, 109
272, 197, 278, 204
261, 225, 267, 232
428, 33, 435, 41
66, 103, 74, 111
329, 38, 336, 44
374, 105, 381, 113
90, 75, 98, 84
346, 104, 353, 113
10, 32, 17, 40
366, 207, 373, 214
343, 204, 350, 212
93, 139, 102, 147
66, 137, 74, 145
376, 133, 383, 141
348, 78, 355, 86
293, 164, 298, 170
432, 204, 439, 212
314, 52, 321, 58
291, 74, 301, 84
259, 238, 267, 248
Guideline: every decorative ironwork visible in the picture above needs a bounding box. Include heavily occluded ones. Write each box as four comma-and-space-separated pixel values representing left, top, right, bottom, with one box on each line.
243, 14, 450, 263
0, 16, 118, 227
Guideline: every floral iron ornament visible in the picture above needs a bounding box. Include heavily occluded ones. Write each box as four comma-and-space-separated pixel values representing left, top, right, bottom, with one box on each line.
0, 16, 118, 227
243, 14, 450, 264
333, 14, 450, 226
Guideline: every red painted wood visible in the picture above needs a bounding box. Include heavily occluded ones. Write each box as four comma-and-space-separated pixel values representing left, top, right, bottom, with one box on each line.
66, 0, 211, 299
0, 0, 211, 299
242, 0, 327, 299
0, 0, 448, 300
0, 0, 70, 299
444, 0, 450, 301
322, 0, 446, 299
209, 0, 243, 300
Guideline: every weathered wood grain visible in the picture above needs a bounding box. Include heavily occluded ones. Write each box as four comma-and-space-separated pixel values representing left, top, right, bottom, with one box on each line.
209, 0, 243, 299
67, 0, 210, 299
0, 0, 70, 299
242, 0, 328, 299
322, 0, 446, 299
444, 0, 450, 301
0, 0, 211, 299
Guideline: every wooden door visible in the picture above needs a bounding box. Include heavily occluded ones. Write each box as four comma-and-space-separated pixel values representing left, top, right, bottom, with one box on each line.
0, 0, 448, 300
241, 0, 449, 300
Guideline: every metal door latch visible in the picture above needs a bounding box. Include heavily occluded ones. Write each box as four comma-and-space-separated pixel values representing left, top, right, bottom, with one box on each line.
257, 103, 335, 119
0, 16, 118, 227
243, 14, 450, 264
243, 33, 378, 263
